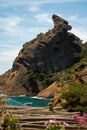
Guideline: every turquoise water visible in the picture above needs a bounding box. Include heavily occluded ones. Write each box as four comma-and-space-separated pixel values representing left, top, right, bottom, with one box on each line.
6, 96, 51, 107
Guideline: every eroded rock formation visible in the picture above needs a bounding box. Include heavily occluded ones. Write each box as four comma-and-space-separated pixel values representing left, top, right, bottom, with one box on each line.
0, 14, 82, 95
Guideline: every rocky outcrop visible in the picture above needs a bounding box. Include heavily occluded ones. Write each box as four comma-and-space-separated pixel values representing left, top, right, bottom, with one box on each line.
0, 14, 82, 95
13, 15, 81, 73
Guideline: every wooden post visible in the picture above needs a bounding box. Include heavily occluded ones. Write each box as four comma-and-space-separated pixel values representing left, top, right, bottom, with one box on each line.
48, 102, 53, 111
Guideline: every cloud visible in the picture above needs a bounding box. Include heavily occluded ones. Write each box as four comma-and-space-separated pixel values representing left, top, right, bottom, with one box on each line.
0, 0, 86, 8
71, 27, 87, 43
34, 13, 53, 24
30, 0, 87, 4
68, 15, 79, 21
68, 15, 87, 25
0, 42, 22, 74
0, 16, 22, 33
0, 14, 50, 41
0, 45, 20, 74
0, 17, 50, 45
28, 5, 40, 12
0, 50, 18, 62
0, 44, 18, 49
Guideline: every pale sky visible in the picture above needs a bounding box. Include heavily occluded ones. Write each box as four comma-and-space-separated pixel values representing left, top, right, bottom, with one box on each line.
0, 0, 87, 74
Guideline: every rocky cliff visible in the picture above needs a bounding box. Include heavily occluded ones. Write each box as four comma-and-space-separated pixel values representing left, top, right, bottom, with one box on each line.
0, 14, 82, 95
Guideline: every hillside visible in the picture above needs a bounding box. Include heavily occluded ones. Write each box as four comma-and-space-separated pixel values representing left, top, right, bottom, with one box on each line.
37, 53, 87, 112
0, 14, 84, 96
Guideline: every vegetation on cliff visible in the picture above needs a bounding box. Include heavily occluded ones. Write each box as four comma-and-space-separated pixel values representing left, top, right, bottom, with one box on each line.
53, 44, 87, 113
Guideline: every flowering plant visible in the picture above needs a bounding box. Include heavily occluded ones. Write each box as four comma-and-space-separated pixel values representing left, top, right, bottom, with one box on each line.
72, 113, 87, 128
0, 94, 7, 116
2, 113, 20, 130
0, 94, 21, 130
44, 119, 69, 130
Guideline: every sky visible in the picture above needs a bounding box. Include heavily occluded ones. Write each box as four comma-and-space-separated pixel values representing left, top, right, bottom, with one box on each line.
0, 0, 87, 75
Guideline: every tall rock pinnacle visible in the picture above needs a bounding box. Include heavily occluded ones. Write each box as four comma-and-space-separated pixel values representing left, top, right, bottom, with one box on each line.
52, 14, 72, 32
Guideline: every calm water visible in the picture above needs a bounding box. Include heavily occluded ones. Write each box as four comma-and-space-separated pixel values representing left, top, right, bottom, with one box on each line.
6, 96, 51, 107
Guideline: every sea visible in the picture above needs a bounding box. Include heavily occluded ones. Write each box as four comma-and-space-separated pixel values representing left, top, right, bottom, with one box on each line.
6, 96, 52, 107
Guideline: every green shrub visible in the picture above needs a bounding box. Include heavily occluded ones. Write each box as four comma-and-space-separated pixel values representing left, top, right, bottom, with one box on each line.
23, 70, 56, 94
2, 114, 20, 130
61, 83, 87, 113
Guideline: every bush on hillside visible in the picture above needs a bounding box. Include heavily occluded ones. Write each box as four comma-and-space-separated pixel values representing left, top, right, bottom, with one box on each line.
61, 82, 87, 113
22, 70, 56, 94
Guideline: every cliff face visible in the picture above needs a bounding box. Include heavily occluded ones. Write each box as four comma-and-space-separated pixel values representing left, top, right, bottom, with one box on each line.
0, 14, 82, 95
13, 14, 80, 73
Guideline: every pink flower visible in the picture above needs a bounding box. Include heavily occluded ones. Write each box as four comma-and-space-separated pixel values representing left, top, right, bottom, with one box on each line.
72, 113, 87, 127
44, 121, 49, 126
5, 112, 10, 116
49, 119, 57, 125
62, 121, 70, 126
72, 114, 79, 120
83, 113, 87, 118
44, 119, 59, 126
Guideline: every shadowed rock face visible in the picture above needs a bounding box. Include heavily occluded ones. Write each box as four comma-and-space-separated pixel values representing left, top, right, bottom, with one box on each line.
0, 14, 82, 95
13, 14, 80, 73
